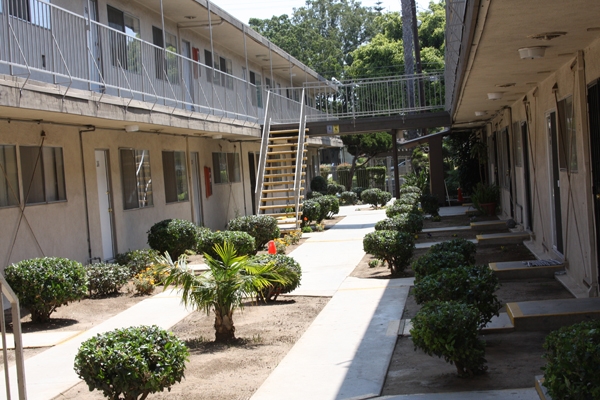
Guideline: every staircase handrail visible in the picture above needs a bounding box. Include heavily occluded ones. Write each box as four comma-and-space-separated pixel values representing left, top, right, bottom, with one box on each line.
293, 89, 307, 225
1, 274, 27, 400
255, 91, 272, 212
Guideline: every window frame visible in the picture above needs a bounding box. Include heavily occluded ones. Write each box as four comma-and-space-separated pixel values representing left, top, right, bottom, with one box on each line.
19, 145, 67, 205
557, 95, 578, 173
0, 144, 19, 208
212, 152, 240, 184
162, 150, 189, 204
107, 5, 141, 73
120, 148, 153, 210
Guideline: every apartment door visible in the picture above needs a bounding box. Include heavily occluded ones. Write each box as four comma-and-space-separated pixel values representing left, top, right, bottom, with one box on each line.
190, 152, 204, 225
521, 122, 533, 230
85, 0, 103, 91
547, 112, 564, 254
502, 128, 514, 217
182, 40, 194, 110
248, 152, 259, 214
588, 81, 600, 275
95, 150, 116, 260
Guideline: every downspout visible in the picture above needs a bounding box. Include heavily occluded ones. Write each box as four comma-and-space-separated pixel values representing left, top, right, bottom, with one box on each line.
79, 126, 96, 262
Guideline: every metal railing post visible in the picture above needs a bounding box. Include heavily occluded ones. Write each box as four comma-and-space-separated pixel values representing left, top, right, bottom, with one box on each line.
255, 91, 272, 214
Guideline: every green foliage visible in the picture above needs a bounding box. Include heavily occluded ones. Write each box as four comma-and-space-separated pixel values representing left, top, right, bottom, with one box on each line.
115, 249, 160, 276
147, 219, 200, 259
412, 250, 469, 282
402, 170, 429, 193
352, 186, 366, 198
306, 191, 323, 200
429, 238, 477, 265
86, 263, 130, 298
413, 265, 502, 328
310, 175, 328, 193
375, 212, 423, 234
363, 230, 415, 275
361, 188, 391, 209
411, 301, 487, 377
471, 182, 500, 215
421, 194, 440, 216
301, 226, 313, 233
340, 191, 358, 205
399, 185, 422, 196
158, 242, 290, 342
397, 192, 421, 206
301, 199, 321, 225
5, 257, 88, 323
319, 164, 332, 179
542, 320, 600, 400
445, 131, 482, 194
252, 254, 302, 302
312, 195, 340, 222
227, 215, 280, 251
199, 231, 256, 258
327, 183, 345, 195
386, 202, 419, 218
366, 166, 386, 186
75, 325, 188, 399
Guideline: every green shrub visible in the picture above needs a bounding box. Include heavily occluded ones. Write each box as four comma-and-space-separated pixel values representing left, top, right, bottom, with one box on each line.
115, 249, 160, 276
5, 257, 88, 323
310, 175, 328, 194
86, 263, 130, 297
340, 191, 358, 205
363, 230, 415, 275
542, 320, 600, 400
361, 188, 390, 209
327, 183, 345, 195
412, 250, 469, 282
301, 226, 313, 233
386, 202, 419, 218
306, 191, 323, 200
366, 166, 386, 186
75, 325, 188, 400
375, 212, 424, 234
396, 192, 421, 206
411, 301, 487, 377
199, 231, 256, 258
147, 219, 199, 259
352, 187, 366, 199
227, 215, 280, 251
301, 199, 321, 224
413, 265, 501, 328
402, 170, 428, 192
252, 254, 302, 301
399, 185, 422, 196
320, 195, 340, 217
421, 194, 440, 216
429, 238, 477, 264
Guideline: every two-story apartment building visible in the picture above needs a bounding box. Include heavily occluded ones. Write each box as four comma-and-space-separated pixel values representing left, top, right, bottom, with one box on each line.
0, 0, 341, 267
446, 0, 600, 297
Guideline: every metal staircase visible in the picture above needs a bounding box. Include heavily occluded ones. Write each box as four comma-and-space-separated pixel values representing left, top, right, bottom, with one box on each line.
255, 90, 308, 232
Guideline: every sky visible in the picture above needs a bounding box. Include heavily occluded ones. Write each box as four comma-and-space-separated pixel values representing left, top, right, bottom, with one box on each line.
212, 0, 437, 25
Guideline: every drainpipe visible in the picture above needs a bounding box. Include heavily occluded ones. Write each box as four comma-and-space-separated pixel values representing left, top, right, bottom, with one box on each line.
79, 126, 96, 262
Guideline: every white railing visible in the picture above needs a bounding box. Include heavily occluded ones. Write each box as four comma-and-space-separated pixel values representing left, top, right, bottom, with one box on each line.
1, 275, 26, 400
0, 0, 315, 125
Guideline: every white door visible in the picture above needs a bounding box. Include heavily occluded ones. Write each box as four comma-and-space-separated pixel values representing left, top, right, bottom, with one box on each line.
182, 40, 194, 110
95, 150, 115, 260
190, 152, 203, 225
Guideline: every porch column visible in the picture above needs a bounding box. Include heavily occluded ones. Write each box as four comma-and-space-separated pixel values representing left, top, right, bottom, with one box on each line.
428, 134, 445, 204
392, 129, 400, 199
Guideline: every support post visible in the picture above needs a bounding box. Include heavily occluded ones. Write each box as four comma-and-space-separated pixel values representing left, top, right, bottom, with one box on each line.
392, 129, 400, 199
428, 134, 445, 204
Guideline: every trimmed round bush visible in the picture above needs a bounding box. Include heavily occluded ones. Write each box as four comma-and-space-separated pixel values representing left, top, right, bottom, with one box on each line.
199, 230, 256, 258
5, 257, 88, 323
386, 202, 419, 218
327, 183, 345, 195
115, 249, 160, 276
227, 215, 280, 251
378, 190, 392, 207
86, 263, 130, 297
252, 254, 302, 301
421, 193, 440, 216
429, 238, 477, 265
412, 250, 468, 282
340, 191, 358, 205
542, 320, 600, 400
306, 191, 323, 200
399, 185, 422, 196
147, 219, 199, 259
361, 188, 390, 209
363, 230, 415, 275
375, 212, 424, 234
396, 192, 421, 206
411, 301, 487, 377
310, 175, 328, 194
352, 187, 366, 199
314, 195, 339, 221
301, 199, 321, 224
75, 325, 189, 400
413, 265, 502, 328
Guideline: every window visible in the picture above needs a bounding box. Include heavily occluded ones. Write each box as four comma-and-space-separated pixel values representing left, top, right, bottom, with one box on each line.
212, 152, 240, 184
120, 149, 153, 210
513, 121, 523, 167
558, 95, 578, 172
5, 0, 51, 28
20, 146, 66, 204
0, 145, 19, 207
152, 26, 178, 82
204, 50, 232, 89
107, 6, 141, 73
162, 151, 188, 203
249, 71, 262, 108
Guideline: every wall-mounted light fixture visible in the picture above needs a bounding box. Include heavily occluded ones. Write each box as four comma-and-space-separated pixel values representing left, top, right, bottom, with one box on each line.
518, 46, 546, 59
125, 125, 139, 132
475, 111, 487, 117
487, 92, 503, 100
213, 134, 223, 140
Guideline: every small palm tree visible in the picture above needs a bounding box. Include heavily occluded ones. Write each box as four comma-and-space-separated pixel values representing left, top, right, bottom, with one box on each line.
158, 241, 287, 342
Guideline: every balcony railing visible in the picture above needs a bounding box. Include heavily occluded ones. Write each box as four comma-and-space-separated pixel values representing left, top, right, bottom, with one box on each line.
0, 0, 314, 125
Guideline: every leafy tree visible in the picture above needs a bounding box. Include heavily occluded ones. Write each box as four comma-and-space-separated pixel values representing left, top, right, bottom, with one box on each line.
341, 132, 392, 190
158, 242, 289, 343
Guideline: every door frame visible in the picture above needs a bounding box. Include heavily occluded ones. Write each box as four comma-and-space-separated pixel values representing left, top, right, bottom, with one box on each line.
190, 152, 204, 225
546, 110, 564, 255
95, 149, 117, 260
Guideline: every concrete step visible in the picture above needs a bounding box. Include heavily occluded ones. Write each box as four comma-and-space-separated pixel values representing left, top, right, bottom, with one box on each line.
489, 260, 564, 281
535, 375, 551, 400
476, 231, 531, 244
421, 225, 471, 233
506, 298, 600, 331
401, 313, 515, 336
470, 219, 508, 231
415, 239, 478, 249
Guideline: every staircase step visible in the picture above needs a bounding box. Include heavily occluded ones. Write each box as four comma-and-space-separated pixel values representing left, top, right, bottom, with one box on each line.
269, 136, 299, 142
265, 166, 296, 171
263, 180, 304, 186
259, 204, 298, 210
261, 196, 304, 202
266, 157, 307, 163
506, 298, 600, 331
264, 172, 305, 179
476, 231, 531, 244
470, 220, 508, 230
489, 260, 564, 281
262, 188, 304, 194
268, 150, 308, 156
268, 143, 298, 149
262, 212, 298, 218
270, 128, 308, 134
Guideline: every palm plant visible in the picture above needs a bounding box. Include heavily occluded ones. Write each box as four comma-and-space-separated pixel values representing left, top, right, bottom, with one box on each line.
157, 241, 287, 342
